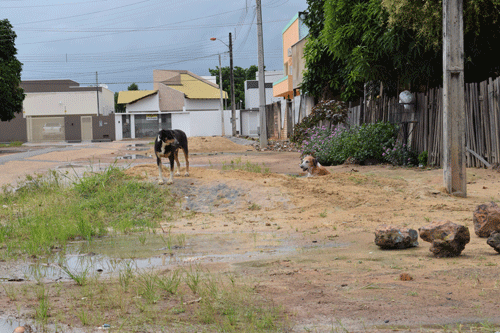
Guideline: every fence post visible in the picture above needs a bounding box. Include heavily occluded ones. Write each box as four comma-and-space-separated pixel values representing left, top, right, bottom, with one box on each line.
442, 0, 466, 197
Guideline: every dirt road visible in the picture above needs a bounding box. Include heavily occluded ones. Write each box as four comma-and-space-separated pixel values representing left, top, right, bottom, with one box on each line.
2, 137, 500, 332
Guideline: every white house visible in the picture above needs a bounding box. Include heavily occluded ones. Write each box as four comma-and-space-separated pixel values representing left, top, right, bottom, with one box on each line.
115, 70, 238, 139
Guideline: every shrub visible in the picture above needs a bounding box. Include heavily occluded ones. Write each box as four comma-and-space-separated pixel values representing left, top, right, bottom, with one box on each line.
418, 150, 428, 166
300, 122, 398, 165
290, 99, 348, 144
382, 141, 418, 166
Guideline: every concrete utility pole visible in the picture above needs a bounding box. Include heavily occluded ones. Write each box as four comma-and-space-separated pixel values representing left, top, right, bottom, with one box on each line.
96, 71, 100, 116
256, 0, 268, 148
229, 32, 237, 136
218, 54, 225, 136
443, 0, 466, 197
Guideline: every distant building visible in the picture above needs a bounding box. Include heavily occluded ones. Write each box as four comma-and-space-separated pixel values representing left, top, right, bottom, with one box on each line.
116, 70, 231, 139
273, 12, 314, 121
12, 80, 115, 142
244, 70, 284, 109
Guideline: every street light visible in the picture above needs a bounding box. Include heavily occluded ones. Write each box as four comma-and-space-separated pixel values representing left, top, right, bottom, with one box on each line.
210, 33, 236, 136
210, 39, 226, 137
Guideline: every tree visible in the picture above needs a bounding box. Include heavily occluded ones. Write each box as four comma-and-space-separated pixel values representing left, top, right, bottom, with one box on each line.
301, 0, 344, 101
127, 83, 139, 91
0, 19, 24, 122
115, 83, 140, 113
208, 65, 258, 109
303, 0, 500, 102
381, 0, 500, 83
114, 92, 125, 113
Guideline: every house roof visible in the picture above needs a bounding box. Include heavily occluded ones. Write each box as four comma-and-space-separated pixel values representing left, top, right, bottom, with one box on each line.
166, 73, 228, 99
21, 80, 104, 93
117, 90, 158, 104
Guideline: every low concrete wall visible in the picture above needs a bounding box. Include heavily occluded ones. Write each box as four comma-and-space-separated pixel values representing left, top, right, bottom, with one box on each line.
0, 114, 27, 143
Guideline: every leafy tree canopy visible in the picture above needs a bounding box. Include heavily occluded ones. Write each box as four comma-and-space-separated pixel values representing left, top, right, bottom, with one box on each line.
301, 0, 500, 101
127, 83, 139, 91
0, 19, 24, 122
208, 65, 258, 109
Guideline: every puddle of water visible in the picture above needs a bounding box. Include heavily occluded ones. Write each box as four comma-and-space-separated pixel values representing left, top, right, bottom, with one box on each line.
0, 319, 85, 333
126, 144, 148, 148
9, 233, 345, 283
0, 319, 22, 333
116, 154, 151, 160
126, 147, 149, 151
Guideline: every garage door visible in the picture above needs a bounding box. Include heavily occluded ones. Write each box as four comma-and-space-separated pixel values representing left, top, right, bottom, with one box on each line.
29, 117, 65, 142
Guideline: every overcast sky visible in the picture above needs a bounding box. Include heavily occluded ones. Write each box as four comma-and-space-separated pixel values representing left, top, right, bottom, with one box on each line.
4, 0, 307, 93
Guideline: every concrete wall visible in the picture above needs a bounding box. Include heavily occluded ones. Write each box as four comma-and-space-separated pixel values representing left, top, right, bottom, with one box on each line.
184, 98, 220, 111
0, 115, 27, 142
23, 88, 114, 117
292, 38, 307, 91
171, 112, 191, 137
92, 115, 115, 141
126, 94, 160, 113
99, 88, 115, 116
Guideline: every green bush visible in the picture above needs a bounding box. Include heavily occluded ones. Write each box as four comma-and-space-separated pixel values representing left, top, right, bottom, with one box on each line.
290, 99, 348, 144
300, 122, 399, 165
418, 150, 428, 166
382, 141, 419, 166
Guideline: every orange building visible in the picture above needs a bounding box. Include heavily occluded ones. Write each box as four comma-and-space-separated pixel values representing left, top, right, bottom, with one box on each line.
272, 13, 309, 100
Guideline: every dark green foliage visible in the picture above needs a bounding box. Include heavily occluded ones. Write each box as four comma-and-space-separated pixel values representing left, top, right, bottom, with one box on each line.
114, 92, 125, 113
0, 19, 25, 122
208, 65, 258, 109
418, 150, 428, 166
382, 141, 419, 166
302, 0, 500, 102
127, 83, 139, 91
300, 122, 398, 166
301, 0, 344, 100
290, 99, 348, 144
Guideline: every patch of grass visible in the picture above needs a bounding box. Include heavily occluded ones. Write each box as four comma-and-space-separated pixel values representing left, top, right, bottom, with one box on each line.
13, 265, 291, 332
0, 141, 23, 147
58, 261, 90, 286
34, 285, 50, 324
0, 166, 178, 258
222, 157, 270, 173
248, 203, 261, 211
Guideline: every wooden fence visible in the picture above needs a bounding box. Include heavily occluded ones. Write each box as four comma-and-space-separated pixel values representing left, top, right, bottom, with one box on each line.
348, 76, 500, 167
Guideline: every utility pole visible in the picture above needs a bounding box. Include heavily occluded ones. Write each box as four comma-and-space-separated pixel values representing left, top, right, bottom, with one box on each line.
443, 0, 466, 197
256, 0, 268, 148
96, 71, 100, 116
218, 54, 225, 136
229, 32, 236, 136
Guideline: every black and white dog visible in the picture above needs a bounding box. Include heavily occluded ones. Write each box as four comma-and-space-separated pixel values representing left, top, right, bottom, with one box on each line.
154, 129, 190, 185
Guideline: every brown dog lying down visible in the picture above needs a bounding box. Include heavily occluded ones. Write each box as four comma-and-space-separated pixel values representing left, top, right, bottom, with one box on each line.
299, 155, 330, 177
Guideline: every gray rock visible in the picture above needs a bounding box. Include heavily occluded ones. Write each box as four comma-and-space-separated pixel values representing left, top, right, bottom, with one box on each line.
419, 220, 470, 257
473, 202, 500, 237
487, 231, 500, 253
374, 225, 418, 249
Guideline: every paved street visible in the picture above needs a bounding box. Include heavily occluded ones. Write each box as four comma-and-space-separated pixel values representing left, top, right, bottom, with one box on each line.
0, 140, 140, 189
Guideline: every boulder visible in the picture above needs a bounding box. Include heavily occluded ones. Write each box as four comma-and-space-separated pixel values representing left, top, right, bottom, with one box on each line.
473, 202, 500, 237
419, 220, 470, 257
487, 231, 500, 253
374, 225, 418, 249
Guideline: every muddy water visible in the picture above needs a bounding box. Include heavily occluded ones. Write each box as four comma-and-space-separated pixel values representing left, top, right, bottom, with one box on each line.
2, 232, 344, 284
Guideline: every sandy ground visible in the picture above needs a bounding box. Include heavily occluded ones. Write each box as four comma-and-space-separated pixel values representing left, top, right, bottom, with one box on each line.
2, 137, 500, 332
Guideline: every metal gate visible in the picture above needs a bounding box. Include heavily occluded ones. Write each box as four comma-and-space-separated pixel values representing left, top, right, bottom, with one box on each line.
81, 116, 93, 141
